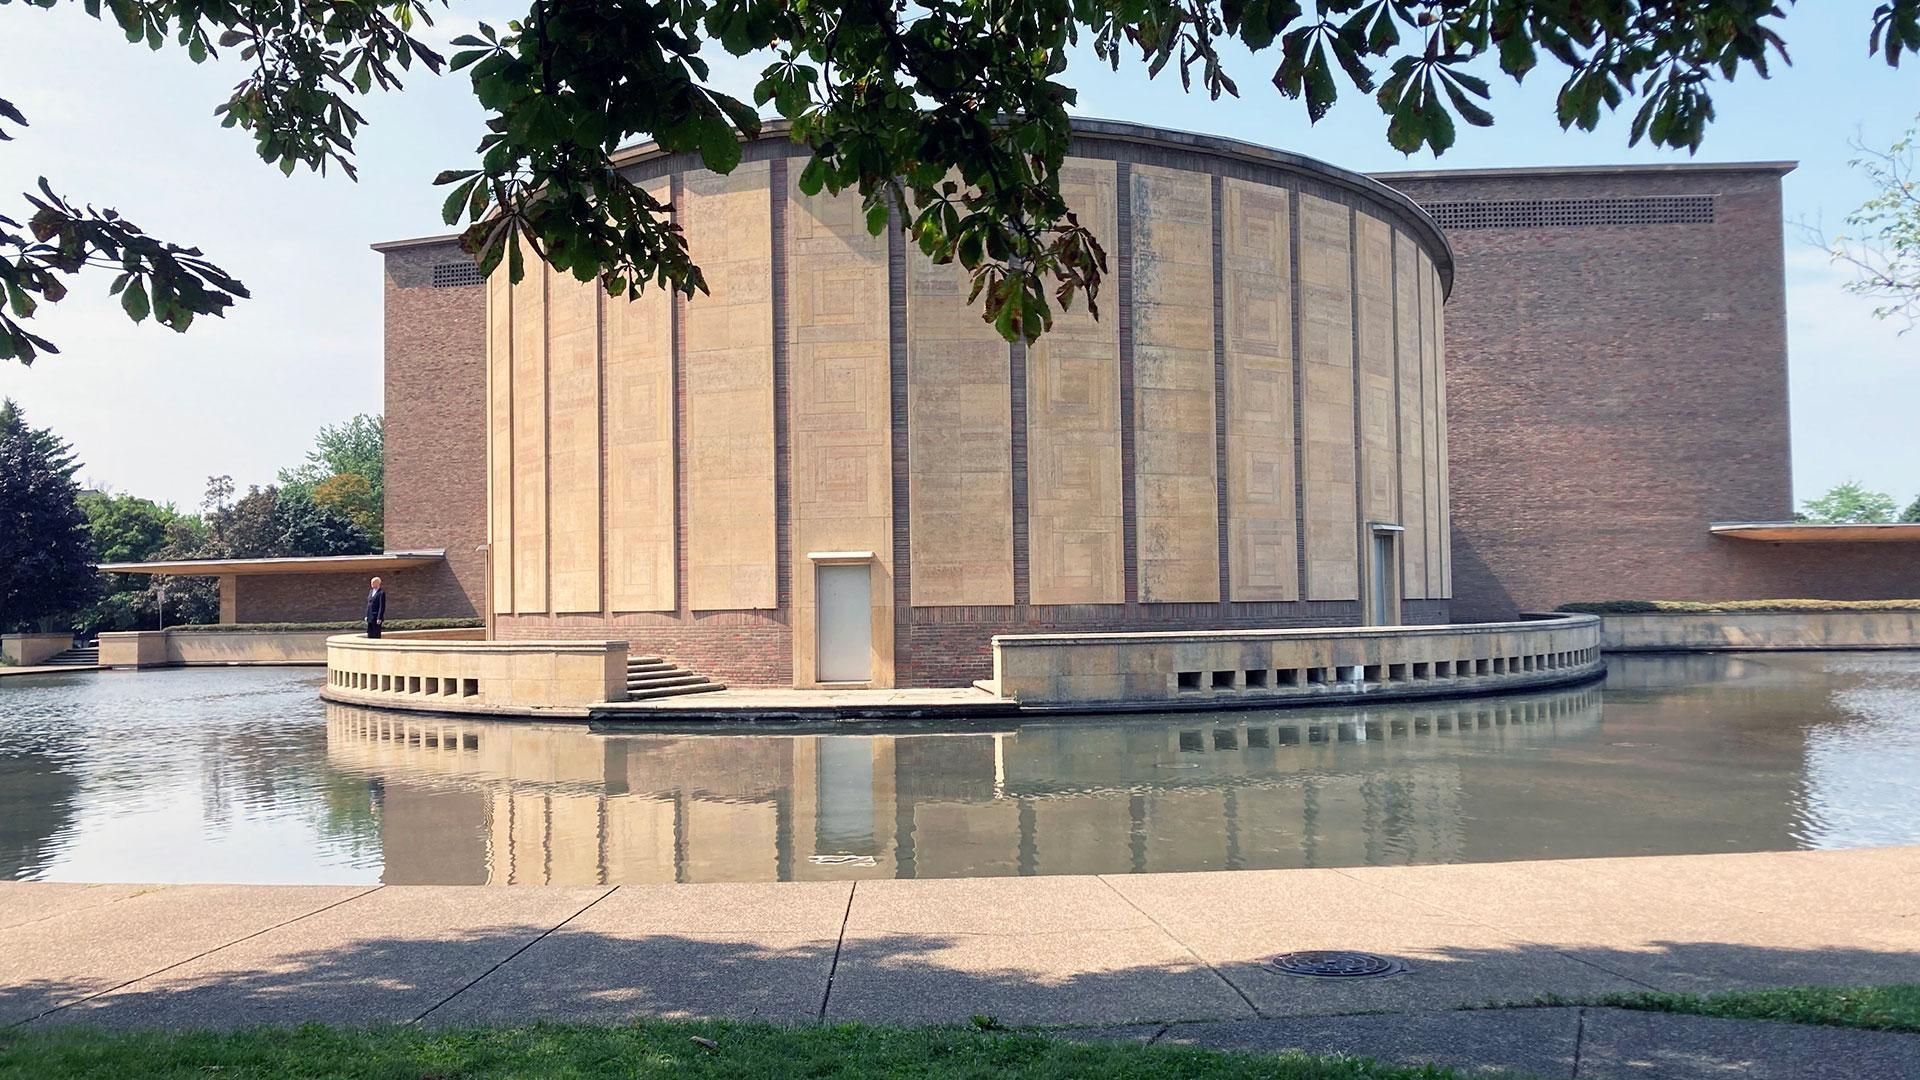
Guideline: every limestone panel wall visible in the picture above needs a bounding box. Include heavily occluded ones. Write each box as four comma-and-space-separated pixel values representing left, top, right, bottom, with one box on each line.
1419, 251, 1444, 597
487, 262, 514, 614
509, 258, 548, 612
683, 162, 777, 610
1028, 159, 1125, 605
1394, 234, 1428, 599
1431, 257, 1451, 596
546, 271, 601, 613
1299, 193, 1358, 600
473, 123, 1454, 687
1356, 213, 1397, 529
906, 235, 1014, 607
604, 180, 676, 613
786, 182, 894, 686
1222, 180, 1297, 602
1130, 164, 1220, 604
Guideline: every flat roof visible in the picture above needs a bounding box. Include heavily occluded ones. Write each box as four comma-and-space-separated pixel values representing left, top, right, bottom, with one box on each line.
1710, 522, 1920, 543
369, 233, 465, 254
98, 551, 446, 576
1371, 160, 1797, 182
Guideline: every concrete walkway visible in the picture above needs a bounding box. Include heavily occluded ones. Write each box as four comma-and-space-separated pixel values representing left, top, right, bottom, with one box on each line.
0, 664, 100, 679
3, 847, 1917, 1076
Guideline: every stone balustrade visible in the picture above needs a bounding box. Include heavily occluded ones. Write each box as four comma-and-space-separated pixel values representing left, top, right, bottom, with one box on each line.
324, 635, 628, 716
989, 614, 1603, 709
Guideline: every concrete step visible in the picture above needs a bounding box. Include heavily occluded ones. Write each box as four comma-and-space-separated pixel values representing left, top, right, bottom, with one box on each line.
627, 655, 665, 666
626, 662, 677, 675
626, 673, 708, 690
624, 681, 727, 700
44, 648, 99, 665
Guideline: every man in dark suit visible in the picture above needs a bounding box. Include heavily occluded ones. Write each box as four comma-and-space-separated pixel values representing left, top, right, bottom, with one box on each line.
365, 576, 387, 639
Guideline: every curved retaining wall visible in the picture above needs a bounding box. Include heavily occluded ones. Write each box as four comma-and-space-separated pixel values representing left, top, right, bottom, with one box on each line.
1589, 610, 1920, 652
990, 614, 1602, 709
323, 636, 627, 716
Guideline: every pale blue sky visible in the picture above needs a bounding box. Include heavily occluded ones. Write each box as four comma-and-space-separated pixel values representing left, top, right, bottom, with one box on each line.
0, 5, 1914, 512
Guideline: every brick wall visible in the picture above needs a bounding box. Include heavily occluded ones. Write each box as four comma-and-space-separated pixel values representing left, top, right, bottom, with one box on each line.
231, 569, 442, 624
378, 239, 487, 619
1376, 164, 1913, 617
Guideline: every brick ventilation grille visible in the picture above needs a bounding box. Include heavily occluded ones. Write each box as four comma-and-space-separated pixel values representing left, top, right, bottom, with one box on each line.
1420, 195, 1717, 231
431, 261, 485, 288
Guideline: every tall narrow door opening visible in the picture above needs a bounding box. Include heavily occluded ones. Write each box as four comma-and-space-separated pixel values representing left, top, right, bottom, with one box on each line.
1368, 528, 1400, 626
816, 563, 872, 682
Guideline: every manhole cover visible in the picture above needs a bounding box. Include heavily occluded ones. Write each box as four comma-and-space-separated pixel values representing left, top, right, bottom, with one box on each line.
1267, 951, 1406, 979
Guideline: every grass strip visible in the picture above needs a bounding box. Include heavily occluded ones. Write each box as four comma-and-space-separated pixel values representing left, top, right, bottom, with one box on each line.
1486, 985, 1920, 1034
0, 1020, 1498, 1080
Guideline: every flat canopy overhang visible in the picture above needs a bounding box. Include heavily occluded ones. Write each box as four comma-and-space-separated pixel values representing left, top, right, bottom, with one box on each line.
1710, 522, 1920, 543
96, 550, 446, 576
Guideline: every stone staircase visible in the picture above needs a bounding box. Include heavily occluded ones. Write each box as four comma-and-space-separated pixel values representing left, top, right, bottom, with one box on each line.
623, 655, 725, 701
42, 641, 99, 667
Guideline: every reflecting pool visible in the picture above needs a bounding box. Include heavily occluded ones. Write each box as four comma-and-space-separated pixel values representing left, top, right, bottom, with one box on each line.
3, 652, 1918, 885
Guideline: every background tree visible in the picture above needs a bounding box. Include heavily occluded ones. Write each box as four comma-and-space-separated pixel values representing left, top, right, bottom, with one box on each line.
78, 490, 180, 632
1799, 480, 1899, 525
1903, 495, 1920, 523
4, 1, 1918, 358
0, 399, 96, 632
1826, 113, 1920, 329
278, 414, 384, 546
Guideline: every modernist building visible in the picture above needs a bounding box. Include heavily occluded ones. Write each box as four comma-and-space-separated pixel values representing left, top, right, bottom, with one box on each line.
133, 117, 1905, 690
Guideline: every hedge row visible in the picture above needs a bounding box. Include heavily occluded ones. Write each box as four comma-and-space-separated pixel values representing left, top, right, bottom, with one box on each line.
167, 618, 484, 633
1557, 599, 1920, 614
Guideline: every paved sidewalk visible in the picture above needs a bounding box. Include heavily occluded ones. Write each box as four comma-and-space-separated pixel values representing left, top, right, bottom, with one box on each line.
0, 664, 100, 679
3, 847, 1917, 1075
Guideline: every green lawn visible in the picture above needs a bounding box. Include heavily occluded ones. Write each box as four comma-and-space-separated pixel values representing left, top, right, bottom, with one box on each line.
0, 1021, 1481, 1080
1589, 984, 1920, 1034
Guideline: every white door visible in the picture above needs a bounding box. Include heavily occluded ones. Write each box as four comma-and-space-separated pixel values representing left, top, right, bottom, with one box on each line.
817, 563, 872, 682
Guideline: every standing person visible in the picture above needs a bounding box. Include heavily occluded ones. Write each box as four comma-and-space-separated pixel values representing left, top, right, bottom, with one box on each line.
365, 576, 387, 639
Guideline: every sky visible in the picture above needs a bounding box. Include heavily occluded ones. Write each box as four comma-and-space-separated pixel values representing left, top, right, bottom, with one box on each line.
0, 5, 1915, 512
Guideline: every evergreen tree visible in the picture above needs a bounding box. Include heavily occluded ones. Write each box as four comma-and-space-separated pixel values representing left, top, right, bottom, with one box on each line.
0, 399, 96, 632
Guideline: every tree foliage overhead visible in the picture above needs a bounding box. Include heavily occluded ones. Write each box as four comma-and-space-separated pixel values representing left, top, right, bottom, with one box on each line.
4, 0, 1919, 359
0, 398, 96, 631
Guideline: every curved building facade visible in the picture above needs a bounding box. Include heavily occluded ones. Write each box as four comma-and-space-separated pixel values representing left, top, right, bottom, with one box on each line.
484, 120, 1454, 688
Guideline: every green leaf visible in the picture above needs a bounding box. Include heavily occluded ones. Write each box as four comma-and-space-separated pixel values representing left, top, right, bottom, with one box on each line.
121, 278, 150, 323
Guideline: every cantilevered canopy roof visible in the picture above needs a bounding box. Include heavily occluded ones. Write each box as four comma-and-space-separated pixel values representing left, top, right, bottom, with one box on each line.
1710, 522, 1920, 543
96, 551, 445, 576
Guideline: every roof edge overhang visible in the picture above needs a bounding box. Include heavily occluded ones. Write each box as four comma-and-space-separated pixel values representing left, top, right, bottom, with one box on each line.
1709, 521, 1920, 543
369, 234, 466, 254
97, 550, 447, 577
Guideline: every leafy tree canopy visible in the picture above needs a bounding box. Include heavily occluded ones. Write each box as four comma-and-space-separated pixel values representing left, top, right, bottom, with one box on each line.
3, 1, 1918, 359
1799, 480, 1900, 525
79, 491, 179, 564
0, 398, 96, 631
278, 414, 384, 546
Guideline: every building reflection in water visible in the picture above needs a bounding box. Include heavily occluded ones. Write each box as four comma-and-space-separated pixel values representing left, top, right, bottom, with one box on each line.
325, 687, 1611, 885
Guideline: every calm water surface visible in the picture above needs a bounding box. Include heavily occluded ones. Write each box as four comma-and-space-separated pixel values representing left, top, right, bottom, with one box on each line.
3, 652, 1918, 885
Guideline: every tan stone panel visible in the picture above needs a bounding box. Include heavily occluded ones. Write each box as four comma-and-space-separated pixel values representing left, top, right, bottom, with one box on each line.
1130, 165, 1219, 604
1419, 251, 1442, 597
1433, 259, 1452, 597
547, 270, 601, 613
1029, 158, 1123, 605
907, 235, 1013, 607
683, 162, 777, 610
1395, 232, 1427, 600
1223, 179, 1297, 601
510, 258, 548, 612
1298, 193, 1357, 600
787, 182, 894, 686
487, 260, 514, 614
1356, 213, 1396, 529
605, 179, 676, 613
